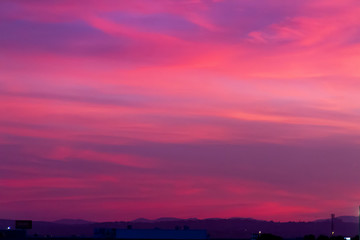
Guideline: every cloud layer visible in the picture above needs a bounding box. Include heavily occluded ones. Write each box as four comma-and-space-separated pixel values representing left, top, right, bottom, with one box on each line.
1, 0, 360, 222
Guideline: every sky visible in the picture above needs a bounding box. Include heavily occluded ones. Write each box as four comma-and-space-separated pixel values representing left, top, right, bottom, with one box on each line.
1, 0, 360, 222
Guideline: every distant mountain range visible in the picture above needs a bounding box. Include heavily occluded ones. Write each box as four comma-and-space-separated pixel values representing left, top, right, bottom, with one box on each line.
132, 217, 186, 223
52, 219, 94, 225
0, 216, 358, 239
313, 216, 358, 223
130, 217, 258, 223
332, 216, 358, 223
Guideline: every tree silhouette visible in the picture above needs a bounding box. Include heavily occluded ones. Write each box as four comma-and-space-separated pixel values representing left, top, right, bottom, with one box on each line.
259, 233, 283, 240
317, 235, 330, 240
304, 234, 316, 240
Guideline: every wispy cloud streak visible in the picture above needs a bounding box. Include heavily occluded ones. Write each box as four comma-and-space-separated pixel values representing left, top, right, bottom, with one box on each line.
1, 0, 360, 222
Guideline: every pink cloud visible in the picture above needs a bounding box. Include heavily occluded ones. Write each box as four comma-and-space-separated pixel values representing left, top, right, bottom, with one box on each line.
1, 0, 360, 222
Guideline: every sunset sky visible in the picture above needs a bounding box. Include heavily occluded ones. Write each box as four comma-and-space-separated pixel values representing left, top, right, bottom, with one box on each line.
1, 0, 360, 222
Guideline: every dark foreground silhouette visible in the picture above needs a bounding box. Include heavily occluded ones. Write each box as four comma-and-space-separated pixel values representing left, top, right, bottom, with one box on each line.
0, 217, 358, 239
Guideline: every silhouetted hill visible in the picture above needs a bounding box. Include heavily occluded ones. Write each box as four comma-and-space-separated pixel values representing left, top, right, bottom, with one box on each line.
313, 216, 358, 224
133, 218, 154, 223
0, 216, 358, 238
337, 216, 358, 223
53, 219, 94, 225
132, 217, 199, 223
155, 217, 184, 222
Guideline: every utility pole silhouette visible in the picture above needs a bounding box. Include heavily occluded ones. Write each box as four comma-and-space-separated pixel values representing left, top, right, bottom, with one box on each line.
358, 206, 360, 240
331, 214, 335, 237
